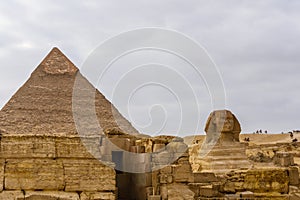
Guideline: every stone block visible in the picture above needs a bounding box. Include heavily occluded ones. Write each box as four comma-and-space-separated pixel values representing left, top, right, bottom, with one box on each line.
274, 152, 294, 167
56, 137, 100, 158
173, 164, 193, 183
193, 172, 218, 183
0, 191, 24, 200
24, 191, 80, 200
109, 138, 131, 152
199, 185, 219, 197
1, 136, 56, 158
63, 159, 116, 192
5, 158, 64, 190
80, 192, 115, 200
167, 184, 194, 200
289, 166, 299, 186
223, 181, 236, 193
0, 159, 4, 191
147, 195, 161, 200
244, 168, 289, 193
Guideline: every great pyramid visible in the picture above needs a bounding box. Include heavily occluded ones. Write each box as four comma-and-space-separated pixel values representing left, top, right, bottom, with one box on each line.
0, 47, 139, 136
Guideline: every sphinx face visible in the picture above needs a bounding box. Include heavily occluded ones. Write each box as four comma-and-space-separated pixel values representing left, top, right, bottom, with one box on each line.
211, 111, 234, 133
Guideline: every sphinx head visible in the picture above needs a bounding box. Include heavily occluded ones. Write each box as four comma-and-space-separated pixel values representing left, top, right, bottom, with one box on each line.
205, 110, 241, 142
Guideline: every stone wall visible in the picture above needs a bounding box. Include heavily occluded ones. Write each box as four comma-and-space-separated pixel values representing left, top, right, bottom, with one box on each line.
147, 139, 300, 200
0, 135, 116, 200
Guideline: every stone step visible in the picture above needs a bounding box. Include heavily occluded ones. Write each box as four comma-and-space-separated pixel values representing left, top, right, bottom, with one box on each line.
200, 162, 252, 171
201, 156, 249, 162
208, 147, 246, 154
207, 151, 247, 157
205, 143, 247, 149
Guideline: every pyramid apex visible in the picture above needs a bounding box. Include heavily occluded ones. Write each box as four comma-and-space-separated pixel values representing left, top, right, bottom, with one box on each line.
39, 47, 78, 75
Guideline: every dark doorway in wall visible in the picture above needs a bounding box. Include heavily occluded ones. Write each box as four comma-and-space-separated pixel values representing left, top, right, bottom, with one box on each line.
112, 151, 149, 200
113, 151, 129, 199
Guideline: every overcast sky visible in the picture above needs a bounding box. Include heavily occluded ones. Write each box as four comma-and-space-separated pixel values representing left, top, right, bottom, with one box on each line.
0, 0, 299, 136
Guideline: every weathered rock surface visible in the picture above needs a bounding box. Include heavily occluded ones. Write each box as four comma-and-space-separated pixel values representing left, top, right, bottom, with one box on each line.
63, 159, 116, 192
5, 158, 65, 190
0, 191, 24, 200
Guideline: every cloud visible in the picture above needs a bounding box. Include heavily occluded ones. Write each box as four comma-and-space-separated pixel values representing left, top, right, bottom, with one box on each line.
0, 0, 299, 135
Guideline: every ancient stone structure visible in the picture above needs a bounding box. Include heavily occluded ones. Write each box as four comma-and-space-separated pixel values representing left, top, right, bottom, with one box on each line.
1, 48, 300, 199
0, 48, 139, 200
196, 110, 252, 173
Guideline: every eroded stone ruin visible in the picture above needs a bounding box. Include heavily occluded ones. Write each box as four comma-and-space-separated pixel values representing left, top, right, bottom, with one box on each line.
0, 48, 300, 200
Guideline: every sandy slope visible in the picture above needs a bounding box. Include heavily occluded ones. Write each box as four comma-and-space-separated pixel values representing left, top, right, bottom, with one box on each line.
184, 133, 300, 145
241, 133, 300, 144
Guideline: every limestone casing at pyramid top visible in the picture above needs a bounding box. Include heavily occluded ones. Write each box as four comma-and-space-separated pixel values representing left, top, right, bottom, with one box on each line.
40, 47, 79, 75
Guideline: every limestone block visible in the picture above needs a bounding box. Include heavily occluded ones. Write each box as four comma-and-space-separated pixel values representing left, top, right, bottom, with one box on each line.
274, 152, 294, 167
199, 185, 220, 197
109, 138, 131, 152
63, 159, 116, 192
24, 191, 80, 200
167, 184, 194, 200
244, 168, 289, 193
289, 166, 299, 186
0, 191, 24, 200
173, 164, 193, 183
1, 136, 56, 158
193, 172, 218, 183
0, 159, 4, 191
223, 181, 236, 193
5, 158, 64, 190
80, 192, 115, 200
56, 137, 100, 158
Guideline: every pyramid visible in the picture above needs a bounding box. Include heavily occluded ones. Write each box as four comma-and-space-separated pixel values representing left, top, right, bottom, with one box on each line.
0, 47, 139, 135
